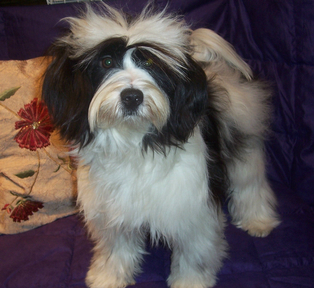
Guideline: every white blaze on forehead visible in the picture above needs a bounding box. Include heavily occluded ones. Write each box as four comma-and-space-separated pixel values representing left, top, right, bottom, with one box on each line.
119, 49, 148, 85
121, 49, 161, 94
123, 49, 136, 70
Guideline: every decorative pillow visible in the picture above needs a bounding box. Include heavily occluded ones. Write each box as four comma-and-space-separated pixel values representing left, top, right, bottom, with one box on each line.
0, 57, 78, 234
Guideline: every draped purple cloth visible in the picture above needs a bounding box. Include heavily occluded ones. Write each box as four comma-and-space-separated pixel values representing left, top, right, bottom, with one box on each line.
1, 1, 313, 287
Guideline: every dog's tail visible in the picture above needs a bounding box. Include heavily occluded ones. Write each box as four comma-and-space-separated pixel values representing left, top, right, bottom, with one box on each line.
190, 28, 252, 80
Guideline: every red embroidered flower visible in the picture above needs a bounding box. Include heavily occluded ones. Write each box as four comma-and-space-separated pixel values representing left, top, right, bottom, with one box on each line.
14, 98, 54, 151
9, 200, 44, 223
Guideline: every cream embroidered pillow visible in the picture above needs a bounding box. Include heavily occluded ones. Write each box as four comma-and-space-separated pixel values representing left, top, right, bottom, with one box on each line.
0, 57, 78, 234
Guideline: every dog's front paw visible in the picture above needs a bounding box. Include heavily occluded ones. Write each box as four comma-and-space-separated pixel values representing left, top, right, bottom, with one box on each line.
86, 269, 135, 288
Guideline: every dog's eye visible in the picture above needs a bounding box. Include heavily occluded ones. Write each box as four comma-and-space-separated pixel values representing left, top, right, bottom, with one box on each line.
102, 57, 113, 68
143, 58, 153, 67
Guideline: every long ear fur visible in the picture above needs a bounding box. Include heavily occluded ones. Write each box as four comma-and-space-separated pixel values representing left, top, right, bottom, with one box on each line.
143, 56, 208, 153
42, 45, 94, 147
167, 56, 208, 142
190, 28, 252, 80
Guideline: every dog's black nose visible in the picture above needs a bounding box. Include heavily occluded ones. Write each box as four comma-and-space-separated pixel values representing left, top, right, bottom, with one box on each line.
120, 88, 144, 111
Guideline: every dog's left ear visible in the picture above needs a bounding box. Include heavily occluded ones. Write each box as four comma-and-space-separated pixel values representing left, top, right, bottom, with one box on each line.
143, 57, 208, 153
166, 56, 208, 144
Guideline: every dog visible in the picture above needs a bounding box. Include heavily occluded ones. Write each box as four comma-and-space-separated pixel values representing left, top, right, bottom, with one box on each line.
42, 3, 280, 288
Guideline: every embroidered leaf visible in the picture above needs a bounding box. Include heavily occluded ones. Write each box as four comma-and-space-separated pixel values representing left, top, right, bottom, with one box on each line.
15, 170, 35, 179
10, 191, 22, 197
57, 155, 67, 163
16, 199, 24, 206
10, 192, 30, 200
68, 163, 74, 170
10, 191, 31, 199
0, 86, 20, 101
54, 165, 61, 173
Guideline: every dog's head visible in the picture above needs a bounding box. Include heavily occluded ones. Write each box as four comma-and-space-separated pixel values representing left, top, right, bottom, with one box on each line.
42, 4, 208, 153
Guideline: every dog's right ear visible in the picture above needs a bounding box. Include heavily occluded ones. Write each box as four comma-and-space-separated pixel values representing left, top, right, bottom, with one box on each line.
42, 44, 94, 147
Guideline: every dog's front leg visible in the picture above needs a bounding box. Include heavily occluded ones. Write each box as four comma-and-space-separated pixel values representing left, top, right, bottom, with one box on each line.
167, 207, 227, 288
86, 225, 146, 288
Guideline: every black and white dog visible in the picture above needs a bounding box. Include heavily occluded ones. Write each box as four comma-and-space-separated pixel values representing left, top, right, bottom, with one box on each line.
42, 4, 280, 288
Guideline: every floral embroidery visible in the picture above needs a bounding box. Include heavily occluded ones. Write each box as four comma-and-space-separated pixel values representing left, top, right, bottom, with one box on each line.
0, 88, 75, 223
7, 199, 44, 223
14, 98, 54, 151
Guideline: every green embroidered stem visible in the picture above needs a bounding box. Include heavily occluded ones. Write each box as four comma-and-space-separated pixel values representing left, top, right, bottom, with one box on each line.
43, 148, 73, 174
26, 150, 40, 196
0, 102, 21, 119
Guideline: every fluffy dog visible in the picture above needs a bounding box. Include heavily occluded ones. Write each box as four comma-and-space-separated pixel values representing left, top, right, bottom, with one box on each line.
42, 3, 280, 288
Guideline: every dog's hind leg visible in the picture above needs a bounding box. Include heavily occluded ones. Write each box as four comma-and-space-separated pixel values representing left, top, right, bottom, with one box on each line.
227, 144, 280, 237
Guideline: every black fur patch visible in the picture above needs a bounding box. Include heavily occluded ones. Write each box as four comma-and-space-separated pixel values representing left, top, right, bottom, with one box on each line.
42, 37, 129, 147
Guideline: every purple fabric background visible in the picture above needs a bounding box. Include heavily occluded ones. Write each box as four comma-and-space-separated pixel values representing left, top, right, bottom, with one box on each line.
1, 1, 314, 287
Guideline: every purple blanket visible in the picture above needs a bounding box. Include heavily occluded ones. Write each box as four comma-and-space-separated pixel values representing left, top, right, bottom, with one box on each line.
1, 1, 314, 287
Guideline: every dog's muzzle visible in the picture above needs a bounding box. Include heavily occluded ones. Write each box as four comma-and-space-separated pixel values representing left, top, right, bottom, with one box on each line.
121, 88, 144, 115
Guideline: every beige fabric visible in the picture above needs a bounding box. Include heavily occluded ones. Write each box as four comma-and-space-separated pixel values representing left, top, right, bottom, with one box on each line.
0, 57, 78, 234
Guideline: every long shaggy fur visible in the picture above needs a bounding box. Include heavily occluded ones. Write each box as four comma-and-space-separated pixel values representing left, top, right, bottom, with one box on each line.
42, 3, 280, 288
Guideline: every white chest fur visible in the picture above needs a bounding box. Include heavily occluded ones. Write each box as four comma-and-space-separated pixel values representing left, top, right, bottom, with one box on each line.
77, 127, 210, 238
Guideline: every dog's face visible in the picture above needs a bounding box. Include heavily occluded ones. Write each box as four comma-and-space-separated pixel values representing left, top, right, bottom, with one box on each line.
42, 4, 208, 153
87, 38, 175, 133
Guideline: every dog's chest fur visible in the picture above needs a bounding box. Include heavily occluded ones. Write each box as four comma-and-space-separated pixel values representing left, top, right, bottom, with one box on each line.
77, 126, 209, 236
